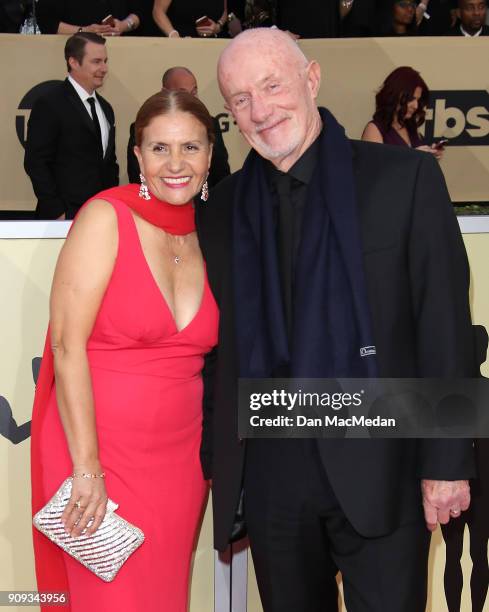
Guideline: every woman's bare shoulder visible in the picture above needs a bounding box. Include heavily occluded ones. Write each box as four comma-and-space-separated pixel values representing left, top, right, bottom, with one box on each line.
361, 122, 384, 143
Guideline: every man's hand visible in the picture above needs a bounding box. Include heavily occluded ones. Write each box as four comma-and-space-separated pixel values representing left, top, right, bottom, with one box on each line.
421, 479, 470, 531
416, 145, 444, 161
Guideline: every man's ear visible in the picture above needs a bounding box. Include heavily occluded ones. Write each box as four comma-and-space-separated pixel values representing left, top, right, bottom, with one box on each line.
306, 60, 321, 101
68, 56, 79, 72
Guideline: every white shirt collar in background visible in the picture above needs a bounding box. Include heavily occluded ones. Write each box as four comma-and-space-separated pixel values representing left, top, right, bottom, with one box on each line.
460, 24, 482, 36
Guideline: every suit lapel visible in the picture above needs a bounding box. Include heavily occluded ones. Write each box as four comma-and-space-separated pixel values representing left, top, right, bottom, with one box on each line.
64, 79, 114, 159
98, 94, 115, 161
63, 78, 98, 138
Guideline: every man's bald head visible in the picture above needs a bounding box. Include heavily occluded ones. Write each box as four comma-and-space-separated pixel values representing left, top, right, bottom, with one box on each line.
218, 29, 308, 95
216, 28, 321, 172
162, 66, 198, 97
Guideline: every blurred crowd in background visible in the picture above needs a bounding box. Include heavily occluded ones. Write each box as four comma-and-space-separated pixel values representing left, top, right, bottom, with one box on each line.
1, 0, 488, 38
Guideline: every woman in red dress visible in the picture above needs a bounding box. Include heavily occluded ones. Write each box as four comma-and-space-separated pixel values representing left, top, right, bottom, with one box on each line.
31, 90, 219, 611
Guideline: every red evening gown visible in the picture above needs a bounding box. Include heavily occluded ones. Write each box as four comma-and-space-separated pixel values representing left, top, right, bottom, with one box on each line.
31, 190, 219, 611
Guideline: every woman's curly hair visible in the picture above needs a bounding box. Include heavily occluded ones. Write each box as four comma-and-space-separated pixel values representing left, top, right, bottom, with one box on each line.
373, 66, 429, 134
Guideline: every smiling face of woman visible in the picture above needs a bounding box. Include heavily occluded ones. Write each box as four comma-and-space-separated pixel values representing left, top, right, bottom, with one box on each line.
134, 110, 212, 205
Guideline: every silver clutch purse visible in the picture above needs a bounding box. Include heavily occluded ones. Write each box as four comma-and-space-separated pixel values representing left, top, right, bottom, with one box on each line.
33, 477, 144, 582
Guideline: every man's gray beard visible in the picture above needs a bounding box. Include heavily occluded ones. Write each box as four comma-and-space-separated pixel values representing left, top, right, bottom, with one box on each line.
255, 133, 301, 161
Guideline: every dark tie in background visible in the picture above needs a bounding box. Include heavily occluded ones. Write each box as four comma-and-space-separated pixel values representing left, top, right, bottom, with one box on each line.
87, 97, 103, 157
275, 172, 294, 341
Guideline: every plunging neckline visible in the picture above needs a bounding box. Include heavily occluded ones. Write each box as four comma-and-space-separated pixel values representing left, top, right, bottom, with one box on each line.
127, 210, 206, 335
392, 125, 412, 147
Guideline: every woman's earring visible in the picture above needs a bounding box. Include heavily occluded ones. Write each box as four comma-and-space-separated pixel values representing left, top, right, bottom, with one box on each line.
139, 173, 151, 200
200, 180, 209, 202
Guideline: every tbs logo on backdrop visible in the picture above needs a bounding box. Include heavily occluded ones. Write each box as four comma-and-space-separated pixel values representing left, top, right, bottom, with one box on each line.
424, 91, 489, 146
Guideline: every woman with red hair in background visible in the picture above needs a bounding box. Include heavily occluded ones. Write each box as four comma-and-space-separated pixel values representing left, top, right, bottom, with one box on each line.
362, 66, 444, 159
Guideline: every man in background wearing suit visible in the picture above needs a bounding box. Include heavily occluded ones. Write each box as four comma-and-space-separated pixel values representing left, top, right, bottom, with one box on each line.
24, 32, 119, 219
446, 0, 489, 34
197, 28, 476, 611
127, 66, 230, 188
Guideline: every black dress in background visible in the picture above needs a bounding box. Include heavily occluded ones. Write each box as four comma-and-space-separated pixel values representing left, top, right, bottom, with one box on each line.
36, 0, 140, 34
417, 0, 457, 35
276, 0, 340, 37
0, 0, 28, 32
129, 0, 161, 35
166, 0, 226, 37
341, 0, 377, 36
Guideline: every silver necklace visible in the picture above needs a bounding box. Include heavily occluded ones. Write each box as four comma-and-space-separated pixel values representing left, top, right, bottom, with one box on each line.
166, 233, 185, 264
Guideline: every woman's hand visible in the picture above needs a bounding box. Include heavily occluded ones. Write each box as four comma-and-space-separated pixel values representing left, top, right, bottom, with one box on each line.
82, 23, 112, 34
196, 18, 221, 37
62, 469, 108, 538
416, 144, 444, 161
106, 16, 140, 36
105, 19, 125, 35
416, 0, 429, 25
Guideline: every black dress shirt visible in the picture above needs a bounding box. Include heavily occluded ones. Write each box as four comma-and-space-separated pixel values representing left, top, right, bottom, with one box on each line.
265, 135, 320, 343
266, 135, 320, 273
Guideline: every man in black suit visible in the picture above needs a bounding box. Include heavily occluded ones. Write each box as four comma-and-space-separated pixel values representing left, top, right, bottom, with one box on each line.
196, 28, 476, 611
127, 66, 230, 189
446, 0, 489, 34
24, 32, 119, 219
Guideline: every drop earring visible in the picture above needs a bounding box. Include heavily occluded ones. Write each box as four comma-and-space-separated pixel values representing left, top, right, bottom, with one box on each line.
139, 173, 151, 200
200, 179, 209, 202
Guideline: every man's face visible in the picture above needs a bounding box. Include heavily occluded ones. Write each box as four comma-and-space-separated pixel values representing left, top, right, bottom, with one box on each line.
393, 0, 416, 25
164, 71, 199, 97
219, 41, 320, 168
460, 0, 486, 32
69, 42, 108, 93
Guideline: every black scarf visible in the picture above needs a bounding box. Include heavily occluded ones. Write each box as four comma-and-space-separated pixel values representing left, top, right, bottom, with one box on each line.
233, 107, 378, 379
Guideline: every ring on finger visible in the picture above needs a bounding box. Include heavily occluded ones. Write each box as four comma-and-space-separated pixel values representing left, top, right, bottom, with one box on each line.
74, 500, 85, 510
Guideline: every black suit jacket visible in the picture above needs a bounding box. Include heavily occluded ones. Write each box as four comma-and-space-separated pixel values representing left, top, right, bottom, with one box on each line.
24, 79, 119, 219
126, 116, 230, 188
196, 140, 477, 551
445, 23, 489, 35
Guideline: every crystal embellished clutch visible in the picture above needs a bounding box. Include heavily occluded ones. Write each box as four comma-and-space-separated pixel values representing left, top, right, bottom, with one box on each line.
33, 478, 144, 582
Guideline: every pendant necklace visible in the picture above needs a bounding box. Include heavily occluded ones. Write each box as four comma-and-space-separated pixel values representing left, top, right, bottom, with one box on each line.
166, 233, 186, 265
